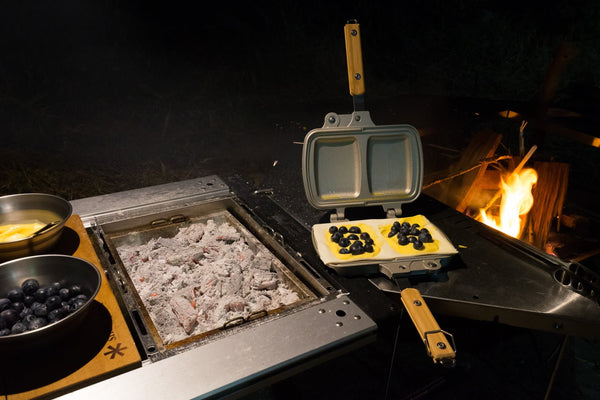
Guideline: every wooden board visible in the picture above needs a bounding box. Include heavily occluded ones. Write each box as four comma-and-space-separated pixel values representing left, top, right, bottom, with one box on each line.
6, 215, 142, 399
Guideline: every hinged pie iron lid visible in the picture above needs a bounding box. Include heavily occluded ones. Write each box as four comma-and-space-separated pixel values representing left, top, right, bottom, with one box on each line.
302, 110, 423, 221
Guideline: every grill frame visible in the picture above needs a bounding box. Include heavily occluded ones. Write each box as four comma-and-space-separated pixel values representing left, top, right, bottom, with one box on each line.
64, 175, 376, 399
94, 197, 327, 360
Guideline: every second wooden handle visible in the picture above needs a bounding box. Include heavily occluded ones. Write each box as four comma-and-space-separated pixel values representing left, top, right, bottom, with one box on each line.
401, 288, 456, 364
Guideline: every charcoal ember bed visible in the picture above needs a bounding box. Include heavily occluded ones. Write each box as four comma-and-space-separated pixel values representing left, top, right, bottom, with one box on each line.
101, 206, 318, 353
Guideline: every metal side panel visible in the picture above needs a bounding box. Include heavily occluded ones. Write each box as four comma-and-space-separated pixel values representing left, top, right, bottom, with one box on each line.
71, 176, 231, 227
57, 296, 376, 400
369, 203, 600, 338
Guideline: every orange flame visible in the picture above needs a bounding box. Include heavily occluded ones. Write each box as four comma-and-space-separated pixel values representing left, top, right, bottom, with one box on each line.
479, 168, 538, 238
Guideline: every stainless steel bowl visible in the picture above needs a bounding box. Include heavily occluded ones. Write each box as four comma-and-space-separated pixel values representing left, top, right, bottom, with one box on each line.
0, 193, 72, 261
0, 254, 101, 347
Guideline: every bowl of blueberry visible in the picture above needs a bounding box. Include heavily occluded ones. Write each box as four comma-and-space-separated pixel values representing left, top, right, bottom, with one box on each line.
0, 254, 101, 347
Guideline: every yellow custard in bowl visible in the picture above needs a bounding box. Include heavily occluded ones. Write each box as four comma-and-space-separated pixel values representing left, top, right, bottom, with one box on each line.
0, 221, 46, 243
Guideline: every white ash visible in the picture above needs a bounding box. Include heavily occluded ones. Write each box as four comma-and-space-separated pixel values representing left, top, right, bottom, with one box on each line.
116, 218, 300, 344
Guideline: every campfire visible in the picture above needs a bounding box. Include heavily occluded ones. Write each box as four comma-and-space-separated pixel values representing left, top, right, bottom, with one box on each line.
424, 131, 572, 255
477, 168, 538, 239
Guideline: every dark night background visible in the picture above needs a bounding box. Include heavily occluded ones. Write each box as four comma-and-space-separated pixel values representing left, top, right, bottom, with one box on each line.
1, 2, 600, 399
1, 0, 599, 200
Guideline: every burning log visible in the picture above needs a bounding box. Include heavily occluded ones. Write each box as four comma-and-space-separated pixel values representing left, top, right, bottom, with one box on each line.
525, 161, 570, 248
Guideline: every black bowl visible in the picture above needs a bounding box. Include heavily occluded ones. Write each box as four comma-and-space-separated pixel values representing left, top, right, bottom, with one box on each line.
0, 254, 101, 348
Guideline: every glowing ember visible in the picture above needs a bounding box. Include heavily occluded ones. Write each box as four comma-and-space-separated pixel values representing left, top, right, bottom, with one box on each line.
479, 168, 538, 238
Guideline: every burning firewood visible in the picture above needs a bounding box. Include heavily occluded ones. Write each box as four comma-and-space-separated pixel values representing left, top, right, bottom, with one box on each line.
423, 129, 503, 212
526, 161, 570, 248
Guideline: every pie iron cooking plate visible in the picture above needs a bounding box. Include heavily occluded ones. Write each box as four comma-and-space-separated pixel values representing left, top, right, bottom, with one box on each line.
311, 215, 457, 277
302, 21, 457, 279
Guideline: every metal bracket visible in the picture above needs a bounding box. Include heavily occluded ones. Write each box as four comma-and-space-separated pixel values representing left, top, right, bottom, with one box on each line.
150, 214, 188, 227
262, 225, 286, 246
378, 259, 442, 280
347, 111, 374, 127
385, 208, 402, 218
221, 310, 269, 330
329, 208, 348, 222
322, 111, 375, 129
323, 112, 343, 127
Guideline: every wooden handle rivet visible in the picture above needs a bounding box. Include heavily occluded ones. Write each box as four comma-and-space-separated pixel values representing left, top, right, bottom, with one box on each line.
437, 342, 447, 349
413, 300, 422, 306
351, 29, 357, 36
354, 73, 362, 80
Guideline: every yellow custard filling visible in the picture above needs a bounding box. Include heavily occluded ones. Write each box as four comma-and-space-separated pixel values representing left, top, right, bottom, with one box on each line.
379, 215, 440, 255
0, 221, 46, 243
325, 223, 382, 260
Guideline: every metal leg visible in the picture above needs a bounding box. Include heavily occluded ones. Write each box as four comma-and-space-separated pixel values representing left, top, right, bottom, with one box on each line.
384, 313, 403, 400
544, 335, 569, 400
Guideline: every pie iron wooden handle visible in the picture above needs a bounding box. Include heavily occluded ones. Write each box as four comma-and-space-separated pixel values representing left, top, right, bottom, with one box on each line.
401, 288, 456, 365
344, 20, 365, 97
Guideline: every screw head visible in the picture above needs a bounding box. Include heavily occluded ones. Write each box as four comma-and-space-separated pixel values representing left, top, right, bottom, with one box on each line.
437, 342, 447, 349
413, 300, 422, 306
351, 29, 358, 36
354, 73, 362, 80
